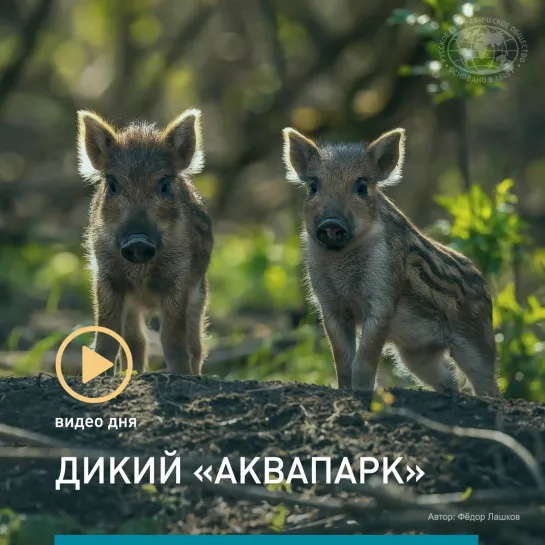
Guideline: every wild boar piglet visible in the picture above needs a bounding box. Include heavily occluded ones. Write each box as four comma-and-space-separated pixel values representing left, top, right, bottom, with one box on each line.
77, 109, 213, 375
282, 126, 499, 397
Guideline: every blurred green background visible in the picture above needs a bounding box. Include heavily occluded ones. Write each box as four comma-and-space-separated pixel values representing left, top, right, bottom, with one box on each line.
0, 0, 544, 400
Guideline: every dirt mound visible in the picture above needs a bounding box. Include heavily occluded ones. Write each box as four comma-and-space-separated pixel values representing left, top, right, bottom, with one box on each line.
1, 375, 544, 542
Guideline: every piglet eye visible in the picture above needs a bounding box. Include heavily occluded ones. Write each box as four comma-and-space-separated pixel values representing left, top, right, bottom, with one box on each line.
106, 175, 118, 197
158, 176, 173, 197
307, 178, 319, 196
354, 177, 369, 197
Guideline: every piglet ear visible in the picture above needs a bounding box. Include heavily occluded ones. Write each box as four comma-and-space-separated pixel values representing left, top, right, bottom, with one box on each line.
282, 128, 320, 183
77, 110, 117, 180
367, 128, 406, 186
162, 108, 204, 174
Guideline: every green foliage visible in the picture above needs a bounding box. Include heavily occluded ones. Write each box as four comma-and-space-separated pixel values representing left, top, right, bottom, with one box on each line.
433, 178, 528, 277
208, 228, 303, 319
389, 1, 506, 102
0, 509, 80, 545
432, 179, 545, 400
0, 244, 90, 309
266, 481, 293, 532
370, 388, 396, 413
0, 243, 92, 376
494, 285, 545, 400
229, 324, 334, 386
8, 331, 64, 376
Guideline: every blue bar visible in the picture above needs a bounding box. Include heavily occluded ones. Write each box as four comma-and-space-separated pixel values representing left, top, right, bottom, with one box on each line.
56, 536, 478, 544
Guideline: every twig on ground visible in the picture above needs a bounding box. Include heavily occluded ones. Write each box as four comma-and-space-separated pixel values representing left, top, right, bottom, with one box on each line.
376, 406, 545, 497
0, 423, 68, 448
279, 515, 359, 535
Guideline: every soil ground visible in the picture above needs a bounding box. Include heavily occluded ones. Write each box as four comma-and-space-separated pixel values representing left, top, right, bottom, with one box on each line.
1, 374, 545, 542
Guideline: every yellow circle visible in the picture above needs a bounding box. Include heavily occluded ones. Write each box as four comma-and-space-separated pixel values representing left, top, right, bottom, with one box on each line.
55, 326, 133, 404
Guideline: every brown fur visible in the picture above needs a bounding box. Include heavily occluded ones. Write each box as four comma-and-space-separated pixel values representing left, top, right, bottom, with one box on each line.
282, 127, 499, 397
77, 109, 213, 375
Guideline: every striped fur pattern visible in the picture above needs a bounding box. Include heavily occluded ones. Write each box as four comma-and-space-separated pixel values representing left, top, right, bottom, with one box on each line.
77, 109, 213, 375
282, 127, 499, 397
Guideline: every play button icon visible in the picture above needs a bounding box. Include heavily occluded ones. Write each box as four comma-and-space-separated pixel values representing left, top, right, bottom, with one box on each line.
81, 346, 114, 383
55, 326, 133, 404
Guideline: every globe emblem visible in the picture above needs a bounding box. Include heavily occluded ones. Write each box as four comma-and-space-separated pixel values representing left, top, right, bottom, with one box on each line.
447, 24, 519, 75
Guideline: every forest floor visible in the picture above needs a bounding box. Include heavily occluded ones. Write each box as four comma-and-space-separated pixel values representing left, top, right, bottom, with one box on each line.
1, 374, 545, 543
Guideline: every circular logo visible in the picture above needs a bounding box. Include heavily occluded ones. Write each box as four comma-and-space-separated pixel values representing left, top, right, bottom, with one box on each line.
56, 326, 133, 404
439, 17, 527, 82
